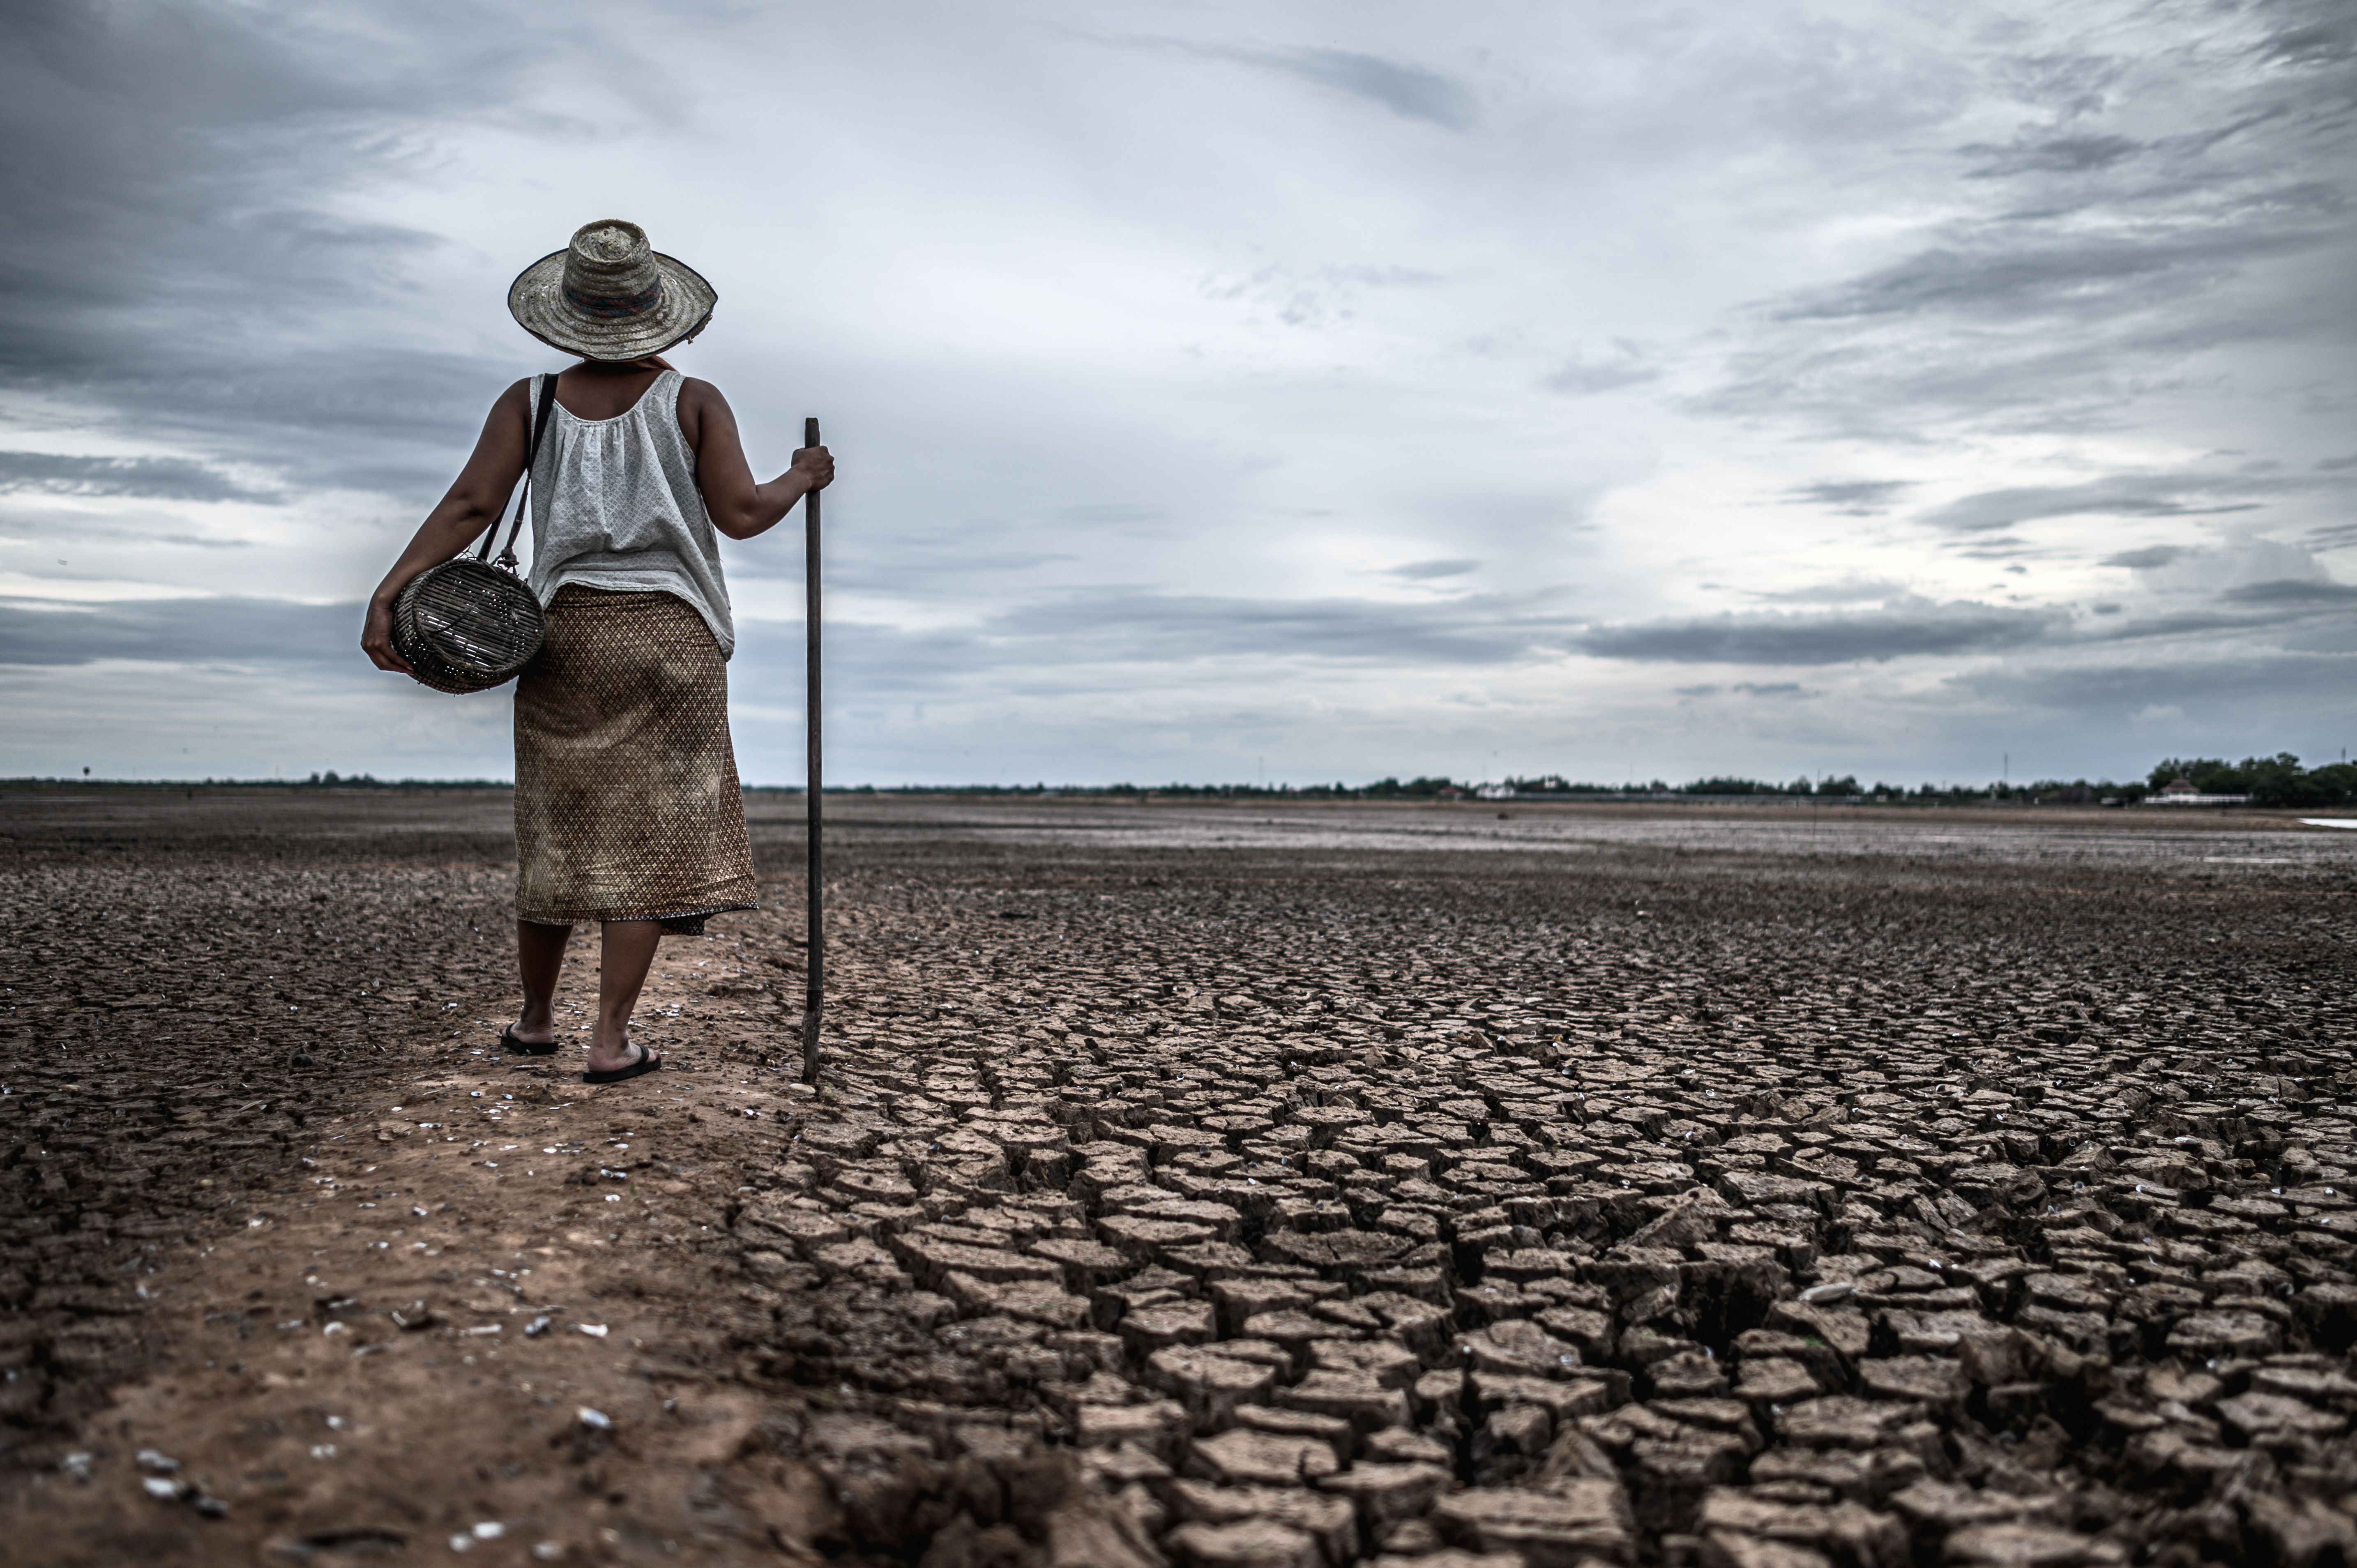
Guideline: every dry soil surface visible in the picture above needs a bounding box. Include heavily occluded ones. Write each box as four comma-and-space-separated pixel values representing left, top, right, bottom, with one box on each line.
2, 790, 2355, 1568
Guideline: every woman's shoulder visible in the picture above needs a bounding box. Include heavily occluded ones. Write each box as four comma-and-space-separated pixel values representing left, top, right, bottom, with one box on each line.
476, 376, 537, 440
670, 375, 733, 447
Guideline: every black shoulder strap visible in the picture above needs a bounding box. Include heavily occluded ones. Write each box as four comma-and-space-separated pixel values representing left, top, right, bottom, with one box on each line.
482, 372, 562, 568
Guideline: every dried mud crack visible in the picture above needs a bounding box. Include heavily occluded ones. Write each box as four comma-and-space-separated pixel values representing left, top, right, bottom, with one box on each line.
3, 790, 2355, 1568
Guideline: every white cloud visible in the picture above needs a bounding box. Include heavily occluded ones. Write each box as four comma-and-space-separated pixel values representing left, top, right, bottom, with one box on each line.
0, 571, 216, 603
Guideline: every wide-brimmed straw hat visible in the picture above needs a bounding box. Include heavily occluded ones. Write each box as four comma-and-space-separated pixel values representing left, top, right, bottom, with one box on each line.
507, 219, 716, 361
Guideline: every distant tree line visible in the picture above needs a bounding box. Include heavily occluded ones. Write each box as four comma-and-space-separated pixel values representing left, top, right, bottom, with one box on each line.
16, 752, 2353, 806
2146, 754, 2357, 806
0, 773, 516, 790
288, 771, 512, 790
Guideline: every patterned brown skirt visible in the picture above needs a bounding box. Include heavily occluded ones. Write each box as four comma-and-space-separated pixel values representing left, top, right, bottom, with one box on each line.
514, 586, 757, 932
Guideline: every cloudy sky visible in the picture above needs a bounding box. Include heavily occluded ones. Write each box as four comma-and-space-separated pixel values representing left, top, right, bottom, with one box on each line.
3, 0, 2352, 787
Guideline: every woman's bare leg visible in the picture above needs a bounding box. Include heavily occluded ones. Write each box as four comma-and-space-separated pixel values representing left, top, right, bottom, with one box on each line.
588, 919, 663, 1074
514, 919, 571, 1045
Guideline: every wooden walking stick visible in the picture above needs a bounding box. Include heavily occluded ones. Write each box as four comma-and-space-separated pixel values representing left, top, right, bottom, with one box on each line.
800, 415, 825, 1085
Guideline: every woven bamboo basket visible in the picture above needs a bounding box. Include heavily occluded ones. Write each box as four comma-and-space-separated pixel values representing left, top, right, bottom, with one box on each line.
392, 560, 544, 694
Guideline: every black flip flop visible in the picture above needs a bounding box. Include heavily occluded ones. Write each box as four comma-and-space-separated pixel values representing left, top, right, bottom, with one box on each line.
500, 1024, 560, 1057
583, 1042, 661, 1085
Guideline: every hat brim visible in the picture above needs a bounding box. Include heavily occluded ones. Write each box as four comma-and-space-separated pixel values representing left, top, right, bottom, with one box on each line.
507, 249, 717, 361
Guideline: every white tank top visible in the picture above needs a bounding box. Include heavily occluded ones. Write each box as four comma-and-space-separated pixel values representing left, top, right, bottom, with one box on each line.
524, 369, 735, 657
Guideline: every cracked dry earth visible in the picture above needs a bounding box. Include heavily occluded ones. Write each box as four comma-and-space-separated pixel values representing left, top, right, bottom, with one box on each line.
4, 792, 2357, 1568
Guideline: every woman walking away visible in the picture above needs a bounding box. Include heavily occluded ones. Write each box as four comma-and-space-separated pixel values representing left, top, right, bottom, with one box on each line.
362, 219, 832, 1085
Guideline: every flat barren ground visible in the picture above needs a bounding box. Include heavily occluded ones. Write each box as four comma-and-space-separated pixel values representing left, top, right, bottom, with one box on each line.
2, 790, 2353, 1568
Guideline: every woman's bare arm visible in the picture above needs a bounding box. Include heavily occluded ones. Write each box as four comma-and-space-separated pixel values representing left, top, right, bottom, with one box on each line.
360, 379, 535, 673
677, 378, 833, 541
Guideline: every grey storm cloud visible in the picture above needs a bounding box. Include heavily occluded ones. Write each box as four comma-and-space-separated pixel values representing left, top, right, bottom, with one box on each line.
982, 592, 1542, 665
1578, 597, 2059, 665
1749, 577, 1911, 605
1772, 190, 2343, 329
2222, 578, 2357, 606
2101, 546, 2185, 570
2066, 573, 2357, 643
1542, 352, 1657, 397
2259, 15, 2356, 66
1921, 478, 2271, 534
1961, 131, 2143, 179
723, 590, 1564, 702
1951, 649, 2357, 715
0, 596, 356, 667
1107, 36, 1480, 130
2071, 606, 2307, 644
0, 451, 273, 503
1677, 682, 1809, 698
782, 534, 1078, 596
1786, 481, 1914, 515
1251, 47, 1478, 129
0, 1, 542, 498
1699, 0, 2357, 438
1385, 559, 1479, 580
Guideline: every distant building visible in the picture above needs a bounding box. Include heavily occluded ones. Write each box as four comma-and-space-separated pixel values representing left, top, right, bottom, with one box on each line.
2146, 777, 2252, 806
